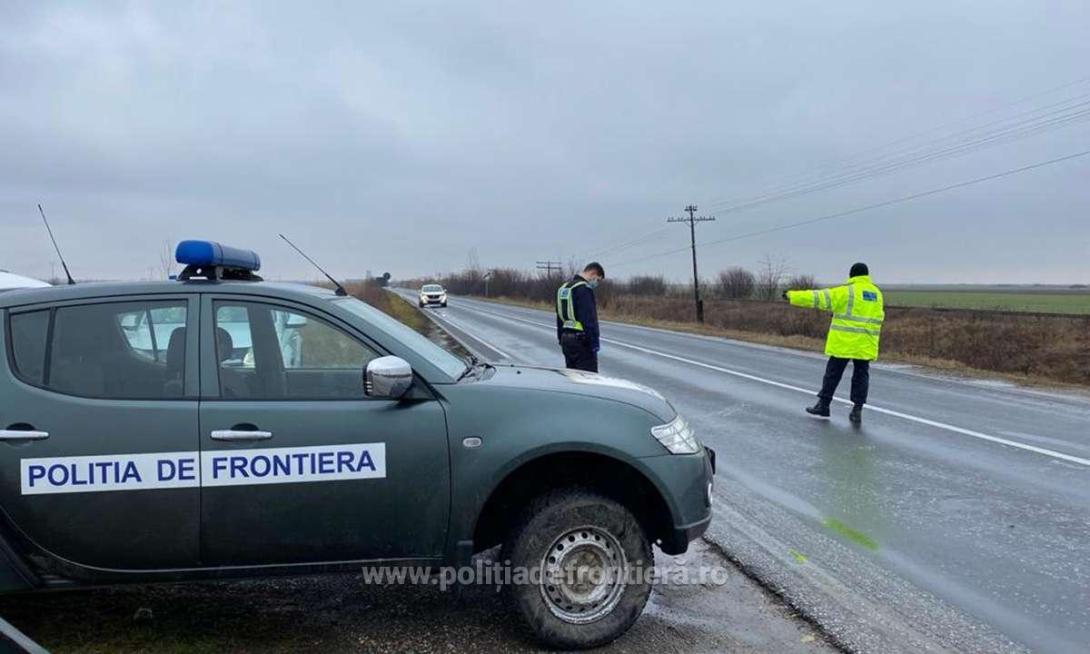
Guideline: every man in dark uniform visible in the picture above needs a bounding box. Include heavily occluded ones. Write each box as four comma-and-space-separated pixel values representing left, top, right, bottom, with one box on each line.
556, 262, 604, 372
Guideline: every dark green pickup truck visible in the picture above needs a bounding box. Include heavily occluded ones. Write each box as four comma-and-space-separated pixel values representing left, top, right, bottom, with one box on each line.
0, 242, 714, 649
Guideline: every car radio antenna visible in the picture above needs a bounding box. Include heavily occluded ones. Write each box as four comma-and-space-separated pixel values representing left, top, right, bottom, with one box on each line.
278, 233, 348, 296
38, 203, 75, 285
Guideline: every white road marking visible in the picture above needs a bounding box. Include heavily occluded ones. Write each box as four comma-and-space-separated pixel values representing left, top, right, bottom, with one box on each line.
413, 299, 513, 360
460, 301, 1090, 468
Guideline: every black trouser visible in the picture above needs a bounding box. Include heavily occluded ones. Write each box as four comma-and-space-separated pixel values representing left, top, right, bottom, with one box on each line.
560, 331, 598, 373
818, 357, 870, 406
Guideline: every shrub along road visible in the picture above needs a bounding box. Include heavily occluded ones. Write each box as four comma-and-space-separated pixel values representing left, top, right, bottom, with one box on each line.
399, 291, 1090, 654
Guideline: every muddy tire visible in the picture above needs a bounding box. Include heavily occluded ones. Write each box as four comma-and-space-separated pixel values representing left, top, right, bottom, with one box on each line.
503, 489, 653, 650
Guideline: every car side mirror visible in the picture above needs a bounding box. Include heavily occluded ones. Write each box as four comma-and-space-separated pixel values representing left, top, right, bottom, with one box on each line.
365, 356, 413, 399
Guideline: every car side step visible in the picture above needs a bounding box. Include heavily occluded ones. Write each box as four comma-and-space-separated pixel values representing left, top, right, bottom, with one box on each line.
0, 617, 49, 654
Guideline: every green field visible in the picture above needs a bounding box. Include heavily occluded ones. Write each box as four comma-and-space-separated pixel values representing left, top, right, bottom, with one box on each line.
884, 289, 1090, 315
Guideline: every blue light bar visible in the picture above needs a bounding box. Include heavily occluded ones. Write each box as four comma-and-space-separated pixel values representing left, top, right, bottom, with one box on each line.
175, 240, 261, 272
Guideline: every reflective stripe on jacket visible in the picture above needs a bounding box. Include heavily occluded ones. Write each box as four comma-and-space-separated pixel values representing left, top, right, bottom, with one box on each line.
787, 275, 884, 360
556, 280, 588, 331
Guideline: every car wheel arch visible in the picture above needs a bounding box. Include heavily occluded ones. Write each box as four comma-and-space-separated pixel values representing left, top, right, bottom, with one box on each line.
470, 450, 675, 556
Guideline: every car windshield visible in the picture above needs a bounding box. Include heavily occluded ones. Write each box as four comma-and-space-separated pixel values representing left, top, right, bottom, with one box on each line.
332, 297, 466, 379
422, 285, 443, 292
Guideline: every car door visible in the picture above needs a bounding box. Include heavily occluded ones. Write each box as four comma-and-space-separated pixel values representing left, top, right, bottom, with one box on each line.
198, 296, 450, 565
0, 295, 200, 570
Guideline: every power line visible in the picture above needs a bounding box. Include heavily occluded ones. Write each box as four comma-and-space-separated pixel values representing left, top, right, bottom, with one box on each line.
740, 76, 1090, 198
611, 148, 1090, 268
573, 77, 1090, 269
701, 95, 1090, 216
702, 76, 1090, 213
705, 100, 1090, 215
590, 97, 1084, 265
585, 225, 674, 259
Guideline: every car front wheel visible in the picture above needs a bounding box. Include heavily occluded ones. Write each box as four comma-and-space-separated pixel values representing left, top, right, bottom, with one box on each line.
504, 489, 652, 650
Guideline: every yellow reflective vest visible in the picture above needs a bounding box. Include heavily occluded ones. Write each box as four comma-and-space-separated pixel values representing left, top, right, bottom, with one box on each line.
556, 280, 588, 331
787, 275, 884, 360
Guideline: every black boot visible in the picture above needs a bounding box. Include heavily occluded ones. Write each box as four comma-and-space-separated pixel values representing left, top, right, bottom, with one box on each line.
849, 404, 863, 424
805, 401, 831, 418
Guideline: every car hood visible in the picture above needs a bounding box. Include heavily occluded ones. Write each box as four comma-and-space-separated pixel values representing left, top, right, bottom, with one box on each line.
479, 365, 676, 421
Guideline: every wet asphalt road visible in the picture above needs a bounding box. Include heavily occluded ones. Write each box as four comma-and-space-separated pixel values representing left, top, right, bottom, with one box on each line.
401, 292, 1090, 654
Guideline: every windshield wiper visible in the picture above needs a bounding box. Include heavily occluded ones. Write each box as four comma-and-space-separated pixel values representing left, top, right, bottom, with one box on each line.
457, 354, 489, 381
457, 354, 479, 381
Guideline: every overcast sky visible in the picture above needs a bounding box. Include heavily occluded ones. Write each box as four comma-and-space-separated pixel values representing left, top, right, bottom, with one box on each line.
1, 1, 1088, 284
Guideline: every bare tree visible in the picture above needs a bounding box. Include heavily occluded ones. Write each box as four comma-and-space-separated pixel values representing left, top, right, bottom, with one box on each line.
755, 255, 789, 301
716, 267, 756, 299
463, 248, 484, 291
784, 274, 817, 291
565, 256, 582, 279
624, 275, 668, 296
157, 239, 175, 279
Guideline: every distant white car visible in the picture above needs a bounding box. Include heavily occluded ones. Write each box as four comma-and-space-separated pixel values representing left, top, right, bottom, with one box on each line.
419, 284, 447, 308
0, 271, 50, 293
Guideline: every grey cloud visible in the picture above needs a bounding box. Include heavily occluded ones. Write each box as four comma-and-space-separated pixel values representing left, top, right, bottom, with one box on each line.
1, 1, 1088, 283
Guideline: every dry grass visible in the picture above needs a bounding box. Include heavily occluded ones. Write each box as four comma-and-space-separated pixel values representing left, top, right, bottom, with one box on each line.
343, 281, 429, 334
472, 294, 1090, 388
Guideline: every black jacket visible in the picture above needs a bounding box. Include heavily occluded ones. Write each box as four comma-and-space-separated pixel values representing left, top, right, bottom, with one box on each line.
556, 275, 600, 350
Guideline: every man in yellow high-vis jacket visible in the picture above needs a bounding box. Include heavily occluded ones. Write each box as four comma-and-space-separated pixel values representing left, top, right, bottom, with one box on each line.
784, 262, 884, 423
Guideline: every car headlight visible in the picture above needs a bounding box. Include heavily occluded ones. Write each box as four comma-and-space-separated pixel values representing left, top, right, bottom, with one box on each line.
651, 415, 700, 454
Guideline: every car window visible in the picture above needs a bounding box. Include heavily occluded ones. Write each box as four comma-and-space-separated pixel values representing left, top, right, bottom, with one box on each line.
9, 310, 50, 384
215, 305, 255, 368
117, 306, 187, 363
333, 297, 467, 379
8, 300, 189, 399
214, 301, 379, 399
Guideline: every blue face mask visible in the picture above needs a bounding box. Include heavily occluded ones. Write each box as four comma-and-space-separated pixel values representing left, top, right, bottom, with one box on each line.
587, 278, 599, 289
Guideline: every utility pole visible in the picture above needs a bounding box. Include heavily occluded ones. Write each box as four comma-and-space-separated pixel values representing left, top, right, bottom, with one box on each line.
536, 260, 563, 276
667, 205, 716, 322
